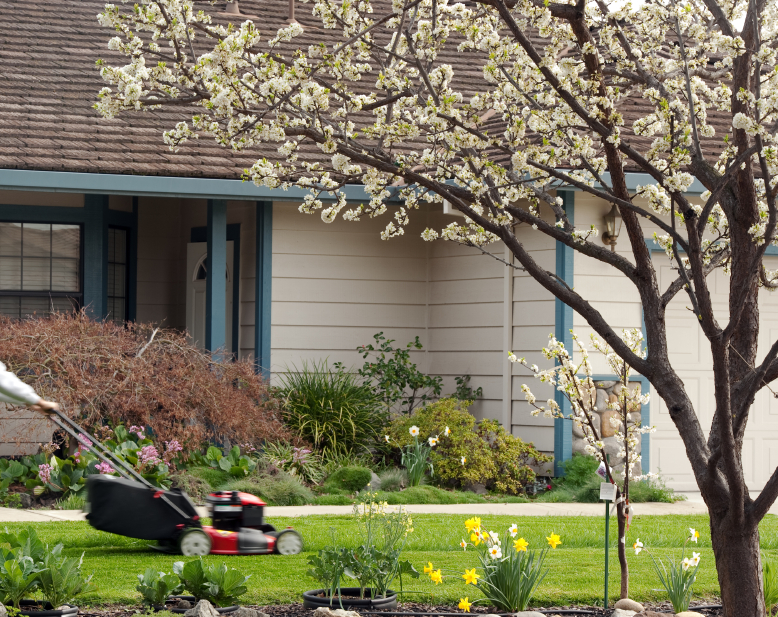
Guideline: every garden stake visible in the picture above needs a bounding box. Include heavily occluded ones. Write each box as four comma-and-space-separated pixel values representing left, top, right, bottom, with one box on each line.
604, 496, 610, 609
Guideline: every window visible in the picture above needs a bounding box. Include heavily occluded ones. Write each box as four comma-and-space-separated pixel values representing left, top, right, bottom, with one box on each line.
107, 228, 129, 323
0, 223, 81, 318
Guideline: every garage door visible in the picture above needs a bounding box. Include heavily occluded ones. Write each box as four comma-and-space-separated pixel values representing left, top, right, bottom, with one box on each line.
650, 253, 778, 491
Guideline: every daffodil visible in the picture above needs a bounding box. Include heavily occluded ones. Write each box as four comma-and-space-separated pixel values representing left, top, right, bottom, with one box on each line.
547, 533, 562, 549
633, 539, 643, 555
682, 558, 691, 571
514, 537, 528, 552
689, 528, 700, 543
445, 426, 451, 436
384, 435, 390, 443
462, 568, 480, 585
464, 517, 481, 533
508, 523, 518, 538
430, 569, 443, 584
470, 532, 481, 546
460, 539, 467, 550
489, 531, 500, 543
691, 552, 701, 567
458, 598, 472, 612
409, 425, 420, 437
461, 456, 466, 465
428, 435, 439, 447
423, 562, 433, 574
488, 545, 502, 559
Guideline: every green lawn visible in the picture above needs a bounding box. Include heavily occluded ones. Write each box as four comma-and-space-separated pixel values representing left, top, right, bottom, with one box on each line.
7, 513, 776, 608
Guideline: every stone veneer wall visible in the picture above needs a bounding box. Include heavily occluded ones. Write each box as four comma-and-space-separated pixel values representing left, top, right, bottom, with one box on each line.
571, 380, 642, 474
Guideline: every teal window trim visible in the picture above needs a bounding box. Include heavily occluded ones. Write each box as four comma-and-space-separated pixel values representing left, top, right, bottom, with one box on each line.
191, 224, 241, 356
255, 201, 272, 378
205, 200, 228, 355
554, 190, 575, 476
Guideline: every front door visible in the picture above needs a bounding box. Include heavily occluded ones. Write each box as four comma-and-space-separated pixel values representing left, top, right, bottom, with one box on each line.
186, 242, 234, 354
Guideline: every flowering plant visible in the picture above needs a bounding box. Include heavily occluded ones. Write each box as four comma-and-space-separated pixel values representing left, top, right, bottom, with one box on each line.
401, 426, 435, 487
426, 518, 559, 612
634, 528, 702, 613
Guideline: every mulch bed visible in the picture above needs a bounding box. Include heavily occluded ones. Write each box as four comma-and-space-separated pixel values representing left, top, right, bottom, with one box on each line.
80, 601, 724, 617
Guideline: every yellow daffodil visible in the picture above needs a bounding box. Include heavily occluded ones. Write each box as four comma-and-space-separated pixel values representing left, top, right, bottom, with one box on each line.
514, 537, 528, 552
547, 533, 562, 549
462, 568, 480, 585
460, 539, 467, 550
458, 598, 472, 612
464, 517, 481, 533
430, 569, 443, 584
423, 561, 433, 574
470, 532, 481, 546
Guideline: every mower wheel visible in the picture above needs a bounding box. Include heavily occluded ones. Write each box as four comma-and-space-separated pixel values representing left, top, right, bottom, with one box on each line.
274, 529, 303, 555
179, 528, 212, 556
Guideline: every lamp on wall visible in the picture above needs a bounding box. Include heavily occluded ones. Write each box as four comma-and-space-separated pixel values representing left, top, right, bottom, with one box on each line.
602, 204, 622, 251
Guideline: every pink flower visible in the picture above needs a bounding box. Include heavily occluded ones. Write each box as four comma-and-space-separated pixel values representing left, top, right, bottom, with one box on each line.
129, 425, 145, 439
95, 461, 115, 475
38, 464, 52, 484
77, 433, 93, 448
165, 440, 182, 454
138, 445, 162, 468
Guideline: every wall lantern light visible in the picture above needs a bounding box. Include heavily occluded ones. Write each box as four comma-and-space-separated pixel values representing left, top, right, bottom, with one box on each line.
602, 204, 622, 251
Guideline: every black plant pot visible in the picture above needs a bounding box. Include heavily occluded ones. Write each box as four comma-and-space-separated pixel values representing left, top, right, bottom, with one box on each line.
14, 601, 78, 617
162, 595, 239, 614
302, 588, 398, 610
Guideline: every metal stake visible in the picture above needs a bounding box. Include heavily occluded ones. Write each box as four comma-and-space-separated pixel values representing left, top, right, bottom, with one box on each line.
604, 499, 610, 609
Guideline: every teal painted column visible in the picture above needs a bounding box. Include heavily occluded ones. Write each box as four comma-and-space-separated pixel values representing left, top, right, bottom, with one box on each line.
206, 200, 227, 354
255, 201, 273, 378
83, 195, 108, 319
554, 191, 575, 476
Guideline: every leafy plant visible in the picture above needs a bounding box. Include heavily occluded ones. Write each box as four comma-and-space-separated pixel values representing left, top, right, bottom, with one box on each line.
764, 554, 778, 615
357, 333, 443, 415
173, 559, 250, 607
401, 430, 433, 488
385, 399, 551, 494
307, 535, 349, 606
37, 547, 95, 608
0, 551, 43, 609
262, 442, 324, 485
0, 528, 47, 563
198, 446, 257, 478
279, 359, 383, 455
220, 473, 315, 506
635, 528, 702, 613
136, 568, 184, 606
451, 376, 483, 402
323, 467, 372, 493
377, 468, 406, 492
101, 426, 172, 488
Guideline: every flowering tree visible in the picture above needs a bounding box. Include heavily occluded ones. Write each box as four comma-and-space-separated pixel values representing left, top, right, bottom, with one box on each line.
97, 0, 778, 613
515, 329, 653, 599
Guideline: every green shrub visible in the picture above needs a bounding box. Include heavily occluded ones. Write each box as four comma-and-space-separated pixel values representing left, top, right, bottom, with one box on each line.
627, 475, 684, 503
385, 399, 551, 494
279, 360, 384, 455
220, 473, 314, 506
321, 450, 377, 477
55, 492, 87, 510
136, 568, 183, 606
378, 468, 406, 492
169, 471, 214, 504
323, 466, 372, 493
262, 442, 325, 485
188, 466, 230, 489
375, 486, 486, 505
314, 494, 354, 505
173, 559, 250, 607
559, 454, 599, 486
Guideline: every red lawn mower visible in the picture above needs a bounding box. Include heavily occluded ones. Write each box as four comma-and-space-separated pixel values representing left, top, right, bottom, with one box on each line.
48, 410, 303, 557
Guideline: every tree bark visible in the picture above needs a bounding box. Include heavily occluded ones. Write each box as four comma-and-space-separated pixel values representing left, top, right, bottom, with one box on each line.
617, 500, 628, 599
709, 508, 765, 617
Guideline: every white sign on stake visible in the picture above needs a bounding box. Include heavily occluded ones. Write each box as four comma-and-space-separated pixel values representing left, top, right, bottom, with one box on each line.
599, 482, 617, 501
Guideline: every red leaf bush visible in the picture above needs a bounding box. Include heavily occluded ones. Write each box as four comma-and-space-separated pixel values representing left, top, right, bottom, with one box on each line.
0, 311, 294, 454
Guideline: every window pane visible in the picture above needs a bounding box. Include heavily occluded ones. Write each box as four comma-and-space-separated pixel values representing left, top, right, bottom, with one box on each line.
50, 297, 78, 314
51, 225, 80, 259
108, 297, 125, 322
108, 263, 126, 298
0, 223, 22, 255
20, 296, 51, 318
109, 229, 127, 264
22, 257, 51, 290
0, 256, 21, 289
23, 224, 51, 258
0, 297, 20, 319
51, 258, 79, 292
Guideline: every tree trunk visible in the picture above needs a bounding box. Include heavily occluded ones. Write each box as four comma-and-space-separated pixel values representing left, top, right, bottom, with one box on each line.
709, 509, 765, 617
617, 501, 628, 599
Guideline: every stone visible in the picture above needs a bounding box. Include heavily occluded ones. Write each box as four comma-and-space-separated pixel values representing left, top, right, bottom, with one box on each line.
603, 436, 623, 463
595, 388, 609, 412
596, 380, 618, 389
634, 612, 666, 617
367, 471, 381, 490
572, 437, 587, 455
177, 600, 193, 609
234, 608, 268, 617
0, 606, 7, 617
511, 612, 544, 617
614, 599, 645, 612
18, 493, 32, 509
572, 421, 584, 439
313, 608, 361, 617
612, 383, 624, 396
184, 600, 219, 617
674, 613, 705, 617
610, 610, 636, 617
628, 411, 641, 427
464, 482, 488, 494
601, 410, 622, 438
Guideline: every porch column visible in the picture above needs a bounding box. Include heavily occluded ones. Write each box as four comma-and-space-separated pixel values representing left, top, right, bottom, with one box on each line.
83, 194, 108, 319
255, 201, 273, 377
206, 200, 227, 354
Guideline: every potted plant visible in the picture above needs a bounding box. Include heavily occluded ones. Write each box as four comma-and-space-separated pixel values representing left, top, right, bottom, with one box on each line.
0, 528, 93, 616
137, 559, 249, 614
302, 493, 418, 610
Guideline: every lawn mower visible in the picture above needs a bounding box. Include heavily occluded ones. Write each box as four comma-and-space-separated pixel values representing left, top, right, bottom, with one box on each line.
47, 410, 303, 557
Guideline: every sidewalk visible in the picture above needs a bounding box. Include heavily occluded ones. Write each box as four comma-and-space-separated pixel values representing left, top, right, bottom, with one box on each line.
0, 500, 714, 522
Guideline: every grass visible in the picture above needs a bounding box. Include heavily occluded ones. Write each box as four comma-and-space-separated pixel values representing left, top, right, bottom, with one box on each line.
6, 513, 778, 608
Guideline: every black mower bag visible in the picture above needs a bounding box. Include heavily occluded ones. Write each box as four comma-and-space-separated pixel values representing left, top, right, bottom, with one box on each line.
86, 475, 199, 541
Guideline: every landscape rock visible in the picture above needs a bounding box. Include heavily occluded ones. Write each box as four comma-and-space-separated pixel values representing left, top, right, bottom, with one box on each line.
18, 493, 32, 509
614, 599, 644, 612
511, 612, 544, 617
234, 608, 268, 617
610, 609, 636, 617
177, 600, 192, 609
313, 608, 361, 617
674, 613, 705, 617
595, 388, 609, 412
600, 410, 622, 438
367, 471, 381, 490
635, 612, 667, 617
184, 600, 219, 617
0, 606, 8, 617
464, 482, 488, 494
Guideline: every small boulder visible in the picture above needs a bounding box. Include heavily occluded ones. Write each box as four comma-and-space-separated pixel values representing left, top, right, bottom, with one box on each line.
611, 609, 636, 617
635, 612, 667, 617
234, 608, 268, 617
615, 599, 645, 613
177, 600, 193, 609
511, 612, 545, 617
367, 471, 381, 491
464, 482, 488, 494
675, 613, 705, 617
184, 600, 219, 617
313, 607, 361, 617
19, 493, 33, 509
